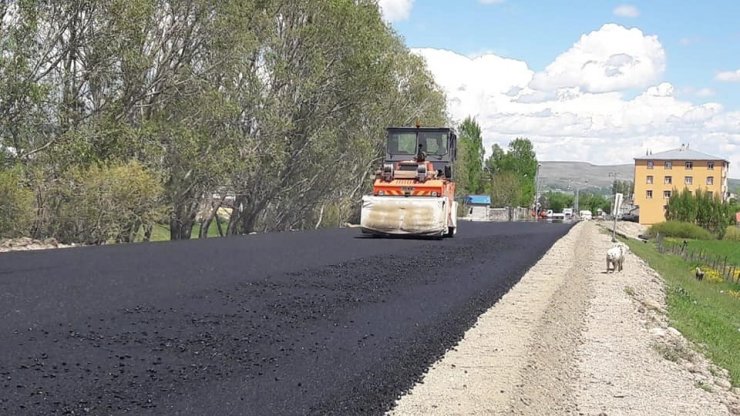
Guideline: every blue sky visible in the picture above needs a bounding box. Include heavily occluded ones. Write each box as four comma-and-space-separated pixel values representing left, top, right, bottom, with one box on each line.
378, 0, 740, 172
390, 0, 740, 109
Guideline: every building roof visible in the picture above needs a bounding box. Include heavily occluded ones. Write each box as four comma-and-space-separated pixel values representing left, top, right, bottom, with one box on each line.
635, 147, 728, 162
465, 195, 491, 205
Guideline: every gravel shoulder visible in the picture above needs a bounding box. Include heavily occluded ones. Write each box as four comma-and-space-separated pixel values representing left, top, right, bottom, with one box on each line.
390, 221, 739, 415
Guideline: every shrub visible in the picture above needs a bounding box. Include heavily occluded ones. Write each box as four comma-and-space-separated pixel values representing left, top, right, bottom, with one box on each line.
701, 267, 724, 284
647, 220, 714, 240
0, 167, 34, 238
50, 161, 163, 244
723, 226, 740, 242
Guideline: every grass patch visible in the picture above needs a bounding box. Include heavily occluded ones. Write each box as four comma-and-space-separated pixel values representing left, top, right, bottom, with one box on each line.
681, 239, 740, 267
627, 238, 740, 387
141, 221, 225, 242
647, 221, 714, 240
724, 226, 740, 241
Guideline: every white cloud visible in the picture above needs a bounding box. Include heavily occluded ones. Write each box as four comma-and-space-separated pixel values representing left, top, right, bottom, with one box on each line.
696, 88, 716, 97
679, 87, 716, 98
479, 0, 505, 4
378, 0, 414, 23
411, 24, 740, 175
529, 24, 665, 93
716, 69, 740, 82
695, 88, 715, 98
679, 37, 701, 46
613, 4, 640, 18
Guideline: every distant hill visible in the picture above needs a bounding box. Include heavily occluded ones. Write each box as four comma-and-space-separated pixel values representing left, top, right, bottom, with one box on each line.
538, 161, 740, 196
730, 178, 740, 194
538, 162, 633, 194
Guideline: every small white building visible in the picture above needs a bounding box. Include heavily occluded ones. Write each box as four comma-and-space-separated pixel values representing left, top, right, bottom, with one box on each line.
464, 195, 491, 221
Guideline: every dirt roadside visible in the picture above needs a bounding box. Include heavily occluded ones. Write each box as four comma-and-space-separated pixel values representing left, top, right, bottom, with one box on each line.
0, 237, 75, 253
390, 221, 740, 415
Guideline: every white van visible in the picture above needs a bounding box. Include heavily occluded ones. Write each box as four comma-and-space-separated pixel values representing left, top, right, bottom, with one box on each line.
579, 210, 592, 220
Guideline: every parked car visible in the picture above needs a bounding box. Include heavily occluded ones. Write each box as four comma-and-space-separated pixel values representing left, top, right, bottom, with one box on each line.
579, 210, 592, 220
620, 212, 639, 222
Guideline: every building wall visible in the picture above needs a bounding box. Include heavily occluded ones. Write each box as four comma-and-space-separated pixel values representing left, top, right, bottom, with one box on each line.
633, 158, 729, 225
467, 205, 488, 221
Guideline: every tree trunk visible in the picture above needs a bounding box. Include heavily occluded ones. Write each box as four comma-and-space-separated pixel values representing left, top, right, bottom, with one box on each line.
199, 199, 223, 239
169, 202, 197, 240
215, 213, 224, 237
143, 224, 153, 242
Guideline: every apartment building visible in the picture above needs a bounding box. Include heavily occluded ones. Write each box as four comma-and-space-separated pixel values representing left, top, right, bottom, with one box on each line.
633, 146, 730, 225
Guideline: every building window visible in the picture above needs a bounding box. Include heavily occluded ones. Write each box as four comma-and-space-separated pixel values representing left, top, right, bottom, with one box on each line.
708, 162, 714, 170
664, 190, 671, 199
664, 161, 672, 169
685, 161, 693, 170
707, 176, 714, 185
646, 190, 653, 199
664, 176, 672, 184
685, 176, 693, 185
646, 175, 653, 184
647, 160, 654, 169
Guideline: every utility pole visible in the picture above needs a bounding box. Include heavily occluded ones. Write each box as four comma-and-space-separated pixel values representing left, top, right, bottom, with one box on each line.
608, 171, 620, 217
575, 187, 579, 213
533, 163, 542, 220
612, 192, 624, 242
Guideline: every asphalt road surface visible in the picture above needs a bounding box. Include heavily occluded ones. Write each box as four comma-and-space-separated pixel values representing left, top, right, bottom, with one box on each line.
0, 221, 573, 415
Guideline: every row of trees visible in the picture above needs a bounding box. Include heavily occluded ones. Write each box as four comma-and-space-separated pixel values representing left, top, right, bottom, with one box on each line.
0, 0, 447, 242
612, 180, 634, 198
541, 191, 611, 215
666, 188, 737, 238
454, 118, 538, 208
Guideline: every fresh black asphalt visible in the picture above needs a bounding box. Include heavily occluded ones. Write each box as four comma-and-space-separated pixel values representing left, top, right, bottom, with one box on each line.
0, 221, 573, 415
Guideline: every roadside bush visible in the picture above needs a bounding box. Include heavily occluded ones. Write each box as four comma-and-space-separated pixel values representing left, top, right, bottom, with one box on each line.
50, 161, 164, 244
0, 167, 34, 238
647, 220, 714, 240
723, 226, 740, 241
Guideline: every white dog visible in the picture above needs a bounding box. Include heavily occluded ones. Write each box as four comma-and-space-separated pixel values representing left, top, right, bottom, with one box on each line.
606, 242, 629, 273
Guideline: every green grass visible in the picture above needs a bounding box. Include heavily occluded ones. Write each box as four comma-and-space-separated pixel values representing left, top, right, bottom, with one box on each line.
145, 220, 225, 242
682, 239, 740, 267
627, 238, 740, 386
725, 226, 740, 242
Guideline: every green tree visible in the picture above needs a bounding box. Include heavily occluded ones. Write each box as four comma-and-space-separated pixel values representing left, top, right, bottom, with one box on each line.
0, 0, 449, 241
545, 192, 574, 213
484, 137, 538, 207
488, 172, 523, 208
456, 117, 485, 195
666, 187, 731, 237
0, 167, 34, 238
578, 193, 610, 215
